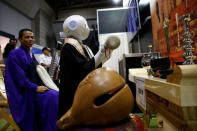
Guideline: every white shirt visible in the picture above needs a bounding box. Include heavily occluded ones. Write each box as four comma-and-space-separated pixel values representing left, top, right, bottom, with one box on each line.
39, 54, 52, 65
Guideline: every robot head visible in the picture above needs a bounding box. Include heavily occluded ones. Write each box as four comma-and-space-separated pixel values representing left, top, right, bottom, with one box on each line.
63, 15, 90, 42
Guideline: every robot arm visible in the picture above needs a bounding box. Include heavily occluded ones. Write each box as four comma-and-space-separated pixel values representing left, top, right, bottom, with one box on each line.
94, 36, 120, 68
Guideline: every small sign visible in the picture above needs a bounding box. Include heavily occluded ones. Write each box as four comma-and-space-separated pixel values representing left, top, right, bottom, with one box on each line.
136, 77, 146, 110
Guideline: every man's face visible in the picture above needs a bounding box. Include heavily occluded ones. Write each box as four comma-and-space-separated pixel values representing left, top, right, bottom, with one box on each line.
43, 50, 50, 56
19, 31, 35, 50
10, 40, 17, 47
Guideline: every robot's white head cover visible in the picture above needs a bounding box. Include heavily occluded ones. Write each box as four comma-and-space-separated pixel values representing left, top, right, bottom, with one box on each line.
63, 15, 90, 42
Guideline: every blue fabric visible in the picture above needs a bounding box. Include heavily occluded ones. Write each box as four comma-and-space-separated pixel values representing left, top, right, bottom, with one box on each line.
31, 47, 42, 54
127, 0, 140, 32
5, 45, 59, 131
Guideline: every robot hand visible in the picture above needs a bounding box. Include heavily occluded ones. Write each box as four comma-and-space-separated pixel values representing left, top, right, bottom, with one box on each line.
94, 36, 120, 68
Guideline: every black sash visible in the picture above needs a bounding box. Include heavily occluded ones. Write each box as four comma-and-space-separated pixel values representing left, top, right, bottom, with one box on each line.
26, 55, 43, 86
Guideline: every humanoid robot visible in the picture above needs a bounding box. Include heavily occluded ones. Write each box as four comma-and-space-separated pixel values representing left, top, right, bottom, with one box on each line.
59, 15, 120, 118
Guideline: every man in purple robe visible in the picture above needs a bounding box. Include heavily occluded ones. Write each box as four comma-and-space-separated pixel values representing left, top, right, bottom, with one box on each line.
4, 28, 58, 131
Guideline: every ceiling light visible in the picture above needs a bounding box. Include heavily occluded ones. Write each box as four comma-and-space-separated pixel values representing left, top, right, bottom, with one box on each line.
113, 0, 121, 3
123, 0, 130, 6
139, 0, 149, 5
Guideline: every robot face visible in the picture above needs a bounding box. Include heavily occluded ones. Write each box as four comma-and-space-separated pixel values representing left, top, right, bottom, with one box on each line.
63, 15, 90, 41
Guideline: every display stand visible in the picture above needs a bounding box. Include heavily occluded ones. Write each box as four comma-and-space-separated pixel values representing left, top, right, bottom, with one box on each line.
129, 65, 197, 131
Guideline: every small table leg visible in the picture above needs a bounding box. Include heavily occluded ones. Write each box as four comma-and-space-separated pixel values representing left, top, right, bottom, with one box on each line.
143, 103, 154, 131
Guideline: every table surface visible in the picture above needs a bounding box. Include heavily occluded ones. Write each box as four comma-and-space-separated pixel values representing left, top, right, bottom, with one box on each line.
128, 68, 197, 107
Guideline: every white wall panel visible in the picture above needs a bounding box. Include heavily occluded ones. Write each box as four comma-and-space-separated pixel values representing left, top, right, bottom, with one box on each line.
0, 2, 31, 38
2, 0, 53, 18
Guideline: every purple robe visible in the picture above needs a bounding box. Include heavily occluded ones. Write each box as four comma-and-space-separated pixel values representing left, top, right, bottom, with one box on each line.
5, 45, 58, 131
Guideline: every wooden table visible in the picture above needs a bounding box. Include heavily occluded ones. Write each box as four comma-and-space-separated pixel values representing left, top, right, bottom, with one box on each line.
128, 66, 197, 131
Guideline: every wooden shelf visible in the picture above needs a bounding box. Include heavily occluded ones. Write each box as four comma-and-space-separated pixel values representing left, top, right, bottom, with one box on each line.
129, 65, 197, 107
128, 65, 197, 131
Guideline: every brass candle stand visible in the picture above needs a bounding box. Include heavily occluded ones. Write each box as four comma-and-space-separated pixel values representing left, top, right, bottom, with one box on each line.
179, 13, 196, 64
